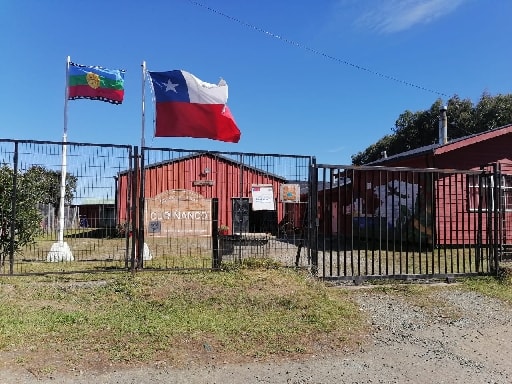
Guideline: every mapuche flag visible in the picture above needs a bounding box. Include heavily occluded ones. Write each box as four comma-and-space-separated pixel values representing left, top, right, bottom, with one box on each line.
148, 70, 240, 143
68, 62, 125, 104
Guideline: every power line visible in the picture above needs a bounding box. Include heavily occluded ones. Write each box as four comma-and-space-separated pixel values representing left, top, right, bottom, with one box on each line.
185, 0, 450, 98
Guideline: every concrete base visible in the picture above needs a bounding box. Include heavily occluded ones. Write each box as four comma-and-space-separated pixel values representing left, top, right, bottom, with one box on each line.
143, 242, 153, 261
47, 242, 74, 262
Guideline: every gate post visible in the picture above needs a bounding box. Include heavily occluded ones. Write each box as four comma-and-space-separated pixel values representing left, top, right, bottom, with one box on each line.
138, 147, 146, 269
8, 142, 19, 275
212, 198, 220, 269
492, 163, 501, 275
309, 157, 318, 276
130, 146, 139, 272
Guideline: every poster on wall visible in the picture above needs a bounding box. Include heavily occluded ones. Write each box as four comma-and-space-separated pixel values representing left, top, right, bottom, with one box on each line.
251, 184, 275, 211
280, 184, 300, 203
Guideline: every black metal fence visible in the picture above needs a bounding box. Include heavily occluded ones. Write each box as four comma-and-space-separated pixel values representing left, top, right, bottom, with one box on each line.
0, 139, 133, 275
310, 164, 503, 281
0, 138, 505, 281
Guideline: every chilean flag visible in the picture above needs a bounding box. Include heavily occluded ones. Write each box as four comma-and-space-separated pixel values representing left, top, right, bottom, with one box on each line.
148, 70, 241, 143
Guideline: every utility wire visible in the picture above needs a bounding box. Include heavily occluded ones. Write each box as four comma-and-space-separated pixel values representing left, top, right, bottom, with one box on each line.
185, 0, 450, 98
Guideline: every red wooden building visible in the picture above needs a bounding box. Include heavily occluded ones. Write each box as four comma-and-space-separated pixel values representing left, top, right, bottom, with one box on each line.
317, 123, 512, 246
116, 152, 294, 237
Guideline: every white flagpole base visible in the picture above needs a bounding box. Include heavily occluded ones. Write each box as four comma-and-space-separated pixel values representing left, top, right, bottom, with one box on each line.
47, 242, 74, 262
143, 242, 153, 261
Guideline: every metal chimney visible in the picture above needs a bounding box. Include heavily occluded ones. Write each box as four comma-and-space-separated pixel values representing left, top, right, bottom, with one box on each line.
439, 105, 448, 145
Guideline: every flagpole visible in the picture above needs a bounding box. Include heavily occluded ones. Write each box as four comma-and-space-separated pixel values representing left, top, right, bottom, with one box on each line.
139, 61, 152, 263
47, 56, 73, 261
141, 61, 146, 148
59, 56, 70, 244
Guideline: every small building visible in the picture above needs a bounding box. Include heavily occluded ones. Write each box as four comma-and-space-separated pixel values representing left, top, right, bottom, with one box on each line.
73, 199, 116, 228
116, 152, 301, 237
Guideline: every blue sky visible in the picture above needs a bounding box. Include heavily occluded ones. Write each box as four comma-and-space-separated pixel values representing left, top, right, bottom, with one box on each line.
1, 0, 510, 165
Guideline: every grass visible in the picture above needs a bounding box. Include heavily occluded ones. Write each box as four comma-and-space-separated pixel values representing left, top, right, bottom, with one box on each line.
3, 231, 512, 374
0, 262, 366, 373
459, 274, 512, 304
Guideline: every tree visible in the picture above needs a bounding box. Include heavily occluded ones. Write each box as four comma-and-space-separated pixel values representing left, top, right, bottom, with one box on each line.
24, 165, 78, 215
351, 92, 512, 165
0, 166, 45, 263
0, 166, 77, 263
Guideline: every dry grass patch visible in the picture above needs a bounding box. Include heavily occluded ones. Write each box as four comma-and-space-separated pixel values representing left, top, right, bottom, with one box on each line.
0, 264, 367, 374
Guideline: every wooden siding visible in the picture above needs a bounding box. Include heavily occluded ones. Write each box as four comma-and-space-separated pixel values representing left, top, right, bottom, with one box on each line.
434, 135, 512, 170
435, 173, 481, 245
117, 154, 287, 234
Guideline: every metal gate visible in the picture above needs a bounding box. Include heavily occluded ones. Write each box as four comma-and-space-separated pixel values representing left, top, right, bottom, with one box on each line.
310, 164, 501, 281
128, 147, 315, 270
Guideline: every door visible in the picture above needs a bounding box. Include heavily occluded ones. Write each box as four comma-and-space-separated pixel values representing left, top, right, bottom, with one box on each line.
232, 198, 250, 234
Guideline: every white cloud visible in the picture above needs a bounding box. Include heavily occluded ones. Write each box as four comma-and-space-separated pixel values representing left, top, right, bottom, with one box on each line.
354, 0, 467, 33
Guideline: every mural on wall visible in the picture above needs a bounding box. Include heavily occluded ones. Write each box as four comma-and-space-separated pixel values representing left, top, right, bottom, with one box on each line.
373, 180, 419, 227
343, 177, 432, 244
145, 189, 211, 237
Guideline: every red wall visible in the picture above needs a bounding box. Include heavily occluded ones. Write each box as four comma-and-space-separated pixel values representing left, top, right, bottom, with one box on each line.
117, 154, 286, 234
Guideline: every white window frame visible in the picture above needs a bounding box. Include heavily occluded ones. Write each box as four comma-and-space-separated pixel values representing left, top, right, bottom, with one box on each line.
468, 175, 512, 212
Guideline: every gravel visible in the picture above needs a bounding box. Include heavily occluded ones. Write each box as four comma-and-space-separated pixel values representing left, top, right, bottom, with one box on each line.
1, 284, 511, 383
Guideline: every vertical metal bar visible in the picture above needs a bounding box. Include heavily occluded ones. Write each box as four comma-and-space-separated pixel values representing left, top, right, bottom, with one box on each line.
431, 171, 437, 275
309, 158, 318, 276
469, 173, 476, 273
418, 171, 424, 271
378, 169, 383, 276
330, 168, 339, 276
130, 146, 139, 272
440, 173, 447, 274
138, 147, 146, 269
8, 141, 19, 275
335, 168, 341, 277
212, 198, 220, 269
124, 146, 133, 269
385, 170, 390, 276
460, 172, 466, 273
454, 172, 460, 273
343, 168, 349, 277
305, 157, 313, 267
476, 170, 484, 272
363, 168, 369, 276
493, 163, 500, 275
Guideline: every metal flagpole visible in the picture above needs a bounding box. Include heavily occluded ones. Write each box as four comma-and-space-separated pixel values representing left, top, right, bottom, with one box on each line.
141, 61, 146, 148
47, 56, 74, 261
139, 61, 152, 263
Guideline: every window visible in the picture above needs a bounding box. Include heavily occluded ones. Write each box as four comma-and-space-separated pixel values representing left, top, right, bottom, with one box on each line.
502, 175, 512, 211
468, 174, 512, 212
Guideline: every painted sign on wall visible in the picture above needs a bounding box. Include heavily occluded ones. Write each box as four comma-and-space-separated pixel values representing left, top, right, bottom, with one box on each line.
145, 189, 211, 237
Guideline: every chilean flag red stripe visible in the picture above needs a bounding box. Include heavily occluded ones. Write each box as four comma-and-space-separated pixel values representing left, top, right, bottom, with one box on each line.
148, 70, 241, 143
